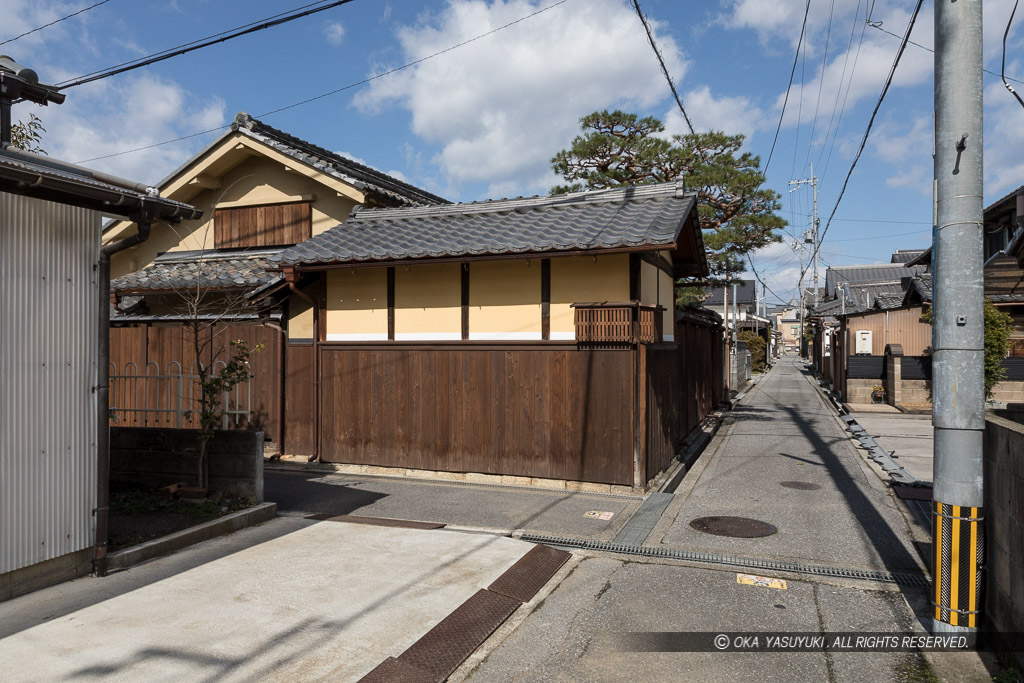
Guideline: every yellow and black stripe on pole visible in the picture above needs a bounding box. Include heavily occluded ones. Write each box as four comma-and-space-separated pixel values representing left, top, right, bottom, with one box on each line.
933, 502, 984, 628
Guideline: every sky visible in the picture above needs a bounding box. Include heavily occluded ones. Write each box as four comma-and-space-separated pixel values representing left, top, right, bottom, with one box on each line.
3, 0, 1023, 304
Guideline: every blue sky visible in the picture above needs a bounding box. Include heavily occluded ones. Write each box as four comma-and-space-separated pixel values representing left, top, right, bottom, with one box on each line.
4, 0, 1023, 303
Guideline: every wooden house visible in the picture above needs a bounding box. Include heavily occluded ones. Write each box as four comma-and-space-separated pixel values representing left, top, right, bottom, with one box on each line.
103, 112, 447, 445
268, 180, 723, 490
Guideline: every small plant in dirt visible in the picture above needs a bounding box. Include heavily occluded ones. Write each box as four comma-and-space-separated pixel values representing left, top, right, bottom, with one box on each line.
188, 339, 262, 490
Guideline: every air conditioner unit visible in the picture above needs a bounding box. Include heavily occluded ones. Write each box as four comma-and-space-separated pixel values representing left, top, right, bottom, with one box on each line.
855, 329, 872, 355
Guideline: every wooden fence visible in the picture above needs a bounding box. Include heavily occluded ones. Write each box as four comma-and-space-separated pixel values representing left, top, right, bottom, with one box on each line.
109, 324, 281, 439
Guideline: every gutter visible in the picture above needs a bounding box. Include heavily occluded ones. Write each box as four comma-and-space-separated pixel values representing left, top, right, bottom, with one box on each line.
95, 221, 153, 577
285, 268, 319, 462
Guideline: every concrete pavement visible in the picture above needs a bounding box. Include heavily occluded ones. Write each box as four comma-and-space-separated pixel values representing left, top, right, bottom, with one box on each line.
265, 468, 643, 541
0, 517, 536, 682
456, 356, 992, 682
850, 412, 934, 485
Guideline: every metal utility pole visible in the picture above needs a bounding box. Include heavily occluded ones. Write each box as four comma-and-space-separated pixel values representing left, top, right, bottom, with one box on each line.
932, 0, 984, 635
790, 164, 820, 307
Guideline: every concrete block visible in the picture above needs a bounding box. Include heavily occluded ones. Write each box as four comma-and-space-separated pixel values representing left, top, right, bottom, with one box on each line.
0, 548, 93, 603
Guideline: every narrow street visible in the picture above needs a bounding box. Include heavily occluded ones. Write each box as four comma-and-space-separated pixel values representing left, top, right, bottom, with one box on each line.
456, 355, 970, 683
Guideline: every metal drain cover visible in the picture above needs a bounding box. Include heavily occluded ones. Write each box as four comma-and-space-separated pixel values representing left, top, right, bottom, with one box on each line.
690, 516, 777, 538
780, 481, 821, 490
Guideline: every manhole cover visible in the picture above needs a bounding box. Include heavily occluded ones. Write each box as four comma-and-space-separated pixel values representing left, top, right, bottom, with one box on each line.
780, 481, 821, 490
689, 516, 777, 538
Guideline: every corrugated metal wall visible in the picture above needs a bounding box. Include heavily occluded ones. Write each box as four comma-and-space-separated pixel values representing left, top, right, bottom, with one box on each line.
1, 196, 99, 574
844, 306, 932, 356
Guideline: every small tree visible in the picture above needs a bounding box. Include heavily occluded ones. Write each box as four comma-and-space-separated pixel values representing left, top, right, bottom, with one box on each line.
921, 300, 1013, 398
10, 112, 46, 154
738, 330, 766, 373
191, 339, 261, 489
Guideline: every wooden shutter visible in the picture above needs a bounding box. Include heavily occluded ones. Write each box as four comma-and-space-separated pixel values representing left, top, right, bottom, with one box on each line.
214, 201, 311, 248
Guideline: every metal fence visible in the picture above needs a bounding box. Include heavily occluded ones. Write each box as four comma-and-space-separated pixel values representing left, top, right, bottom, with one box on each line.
108, 360, 252, 429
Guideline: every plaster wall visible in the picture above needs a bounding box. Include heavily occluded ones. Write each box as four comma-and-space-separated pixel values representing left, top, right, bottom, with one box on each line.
550, 254, 630, 339
469, 260, 542, 339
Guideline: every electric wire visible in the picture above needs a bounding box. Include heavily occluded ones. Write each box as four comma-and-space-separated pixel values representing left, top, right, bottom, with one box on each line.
802, 0, 925, 280
814, 0, 863, 171
630, 0, 695, 135
1002, 0, 1024, 109
77, 0, 570, 164
0, 0, 113, 47
868, 20, 1024, 85
57, 0, 357, 90
763, 0, 812, 175
804, 0, 837, 170
819, 3, 870, 182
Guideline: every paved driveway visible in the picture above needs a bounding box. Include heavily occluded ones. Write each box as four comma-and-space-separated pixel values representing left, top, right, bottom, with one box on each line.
0, 518, 534, 682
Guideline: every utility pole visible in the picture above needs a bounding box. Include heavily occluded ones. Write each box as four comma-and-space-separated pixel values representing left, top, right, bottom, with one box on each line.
932, 0, 984, 635
790, 164, 820, 307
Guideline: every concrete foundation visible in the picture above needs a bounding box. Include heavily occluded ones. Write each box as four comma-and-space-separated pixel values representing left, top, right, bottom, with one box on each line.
0, 548, 93, 603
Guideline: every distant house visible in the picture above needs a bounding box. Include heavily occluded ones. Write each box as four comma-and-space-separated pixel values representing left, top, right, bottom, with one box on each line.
267, 180, 722, 489
1, 147, 200, 599
102, 112, 447, 446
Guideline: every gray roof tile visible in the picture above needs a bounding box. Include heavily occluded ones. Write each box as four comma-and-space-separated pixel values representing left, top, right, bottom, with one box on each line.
271, 181, 702, 269
112, 251, 281, 293
232, 113, 447, 207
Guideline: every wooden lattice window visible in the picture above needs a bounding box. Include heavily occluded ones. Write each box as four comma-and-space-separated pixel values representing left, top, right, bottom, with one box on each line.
214, 201, 311, 249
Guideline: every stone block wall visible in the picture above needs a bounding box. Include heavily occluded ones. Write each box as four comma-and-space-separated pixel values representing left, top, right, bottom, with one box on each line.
846, 378, 880, 404
990, 380, 1024, 404
111, 428, 264, 502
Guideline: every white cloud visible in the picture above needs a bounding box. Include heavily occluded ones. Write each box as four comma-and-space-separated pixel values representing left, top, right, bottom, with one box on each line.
325, 21, 345, 46
870, 116, 931, 195
353, 0, 690, 197
32, 74, 227, 184
664, 86, 766, 140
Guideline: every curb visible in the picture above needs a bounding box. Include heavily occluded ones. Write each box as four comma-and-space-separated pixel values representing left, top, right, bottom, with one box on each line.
107, 502, 278, 572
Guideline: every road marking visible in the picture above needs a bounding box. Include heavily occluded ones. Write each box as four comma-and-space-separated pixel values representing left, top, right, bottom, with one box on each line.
737, 573, 787, 590
584, 510, 615, 520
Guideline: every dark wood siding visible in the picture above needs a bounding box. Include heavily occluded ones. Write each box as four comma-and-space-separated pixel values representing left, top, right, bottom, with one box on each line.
284, 343, 316, 455
318, 346, 635, 486
847, 355, 886, 379
109, 324, 281, 438
214, 201, 311, 249
645, 318, 723, 480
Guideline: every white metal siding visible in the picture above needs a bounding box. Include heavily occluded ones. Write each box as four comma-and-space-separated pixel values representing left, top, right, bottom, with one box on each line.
1, 195, 99, 574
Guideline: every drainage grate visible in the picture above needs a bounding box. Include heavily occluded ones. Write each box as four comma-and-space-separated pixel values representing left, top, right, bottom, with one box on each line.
780, 481, 822, 490
517, 534, 930, 588
690, 516, 777, 538
488, 544, 571, 603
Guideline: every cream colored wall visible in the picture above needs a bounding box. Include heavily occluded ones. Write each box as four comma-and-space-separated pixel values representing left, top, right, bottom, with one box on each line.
110, 154, 358, 281
395, 263, 461, 339
287, 282, 318, 340
659, 268, 675, 341
468, 260, 542, 339
550, 254, 630, 339
325, 268, 388, 340
640, 261, 658, 306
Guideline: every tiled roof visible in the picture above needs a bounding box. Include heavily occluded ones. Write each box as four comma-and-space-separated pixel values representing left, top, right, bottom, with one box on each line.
989, 293, 1024, 303
112, 249, 282, 293
232, 113, 447, 207
903, 273, 933, 304
891, 249, 925, 263
271, 181, 705, 273
704, 279, 756, 306
825, 263, 925, 297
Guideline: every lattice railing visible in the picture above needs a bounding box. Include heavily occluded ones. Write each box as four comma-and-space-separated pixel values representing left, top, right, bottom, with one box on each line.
573, 302, 664, 344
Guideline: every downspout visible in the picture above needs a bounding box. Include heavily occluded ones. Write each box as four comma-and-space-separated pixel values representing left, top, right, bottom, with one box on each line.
95, 220, 152, 577
263, 320, 287, 460
285, 270, 319, 462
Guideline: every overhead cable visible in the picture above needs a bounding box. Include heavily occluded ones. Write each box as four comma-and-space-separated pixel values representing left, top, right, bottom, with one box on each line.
1002, 0, 1024, 109
77, 0, 570, 163
763, 0, 811, 175
0, 0, 113, 47
803, 0, 925, 279
58, 0, 357, 90
630, 0, 694, 135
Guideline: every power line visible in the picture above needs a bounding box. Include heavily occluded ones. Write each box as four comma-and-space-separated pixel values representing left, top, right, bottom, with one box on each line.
804, 0, 925, 278
763, 0, 811, 175
776, 209, 930, 225
804, 0, 837, 170
630, 0, 694, 135
868, 19, 1024, 86
0, 0, 113, 47
1002, 0, 1024, 109
77, 0, 570, 164
819, 2, 871, 182
747, 253, 790, 308
814, 0, 863, 172
58, 0, 357, 90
